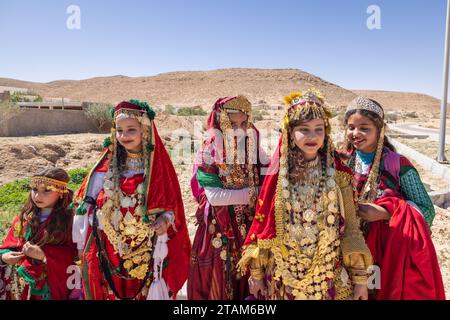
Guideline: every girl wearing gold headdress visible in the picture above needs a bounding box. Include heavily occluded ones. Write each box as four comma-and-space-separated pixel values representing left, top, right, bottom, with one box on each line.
187, 96, 269, 300
0, 167, 77, 300
238, 89, 372, 300
71, 100, 190, 300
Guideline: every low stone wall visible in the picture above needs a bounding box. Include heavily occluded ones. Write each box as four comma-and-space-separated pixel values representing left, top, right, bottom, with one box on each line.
391, 139, 450, 183
0, 109, 99, 137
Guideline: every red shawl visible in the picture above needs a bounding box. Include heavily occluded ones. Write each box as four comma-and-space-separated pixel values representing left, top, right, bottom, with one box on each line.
366, 196, 446, 300
243, 139, 351, 245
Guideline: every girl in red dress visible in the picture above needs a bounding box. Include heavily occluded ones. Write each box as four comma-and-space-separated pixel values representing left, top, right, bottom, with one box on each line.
72, 100, 191, 300
0, 167, 77, 300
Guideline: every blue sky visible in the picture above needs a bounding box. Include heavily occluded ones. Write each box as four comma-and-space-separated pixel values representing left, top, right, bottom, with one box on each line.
0, 0, 447, 98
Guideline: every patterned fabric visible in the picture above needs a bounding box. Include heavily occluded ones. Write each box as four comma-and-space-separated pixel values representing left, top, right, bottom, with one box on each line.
0, 214, 77, 300
349, 148, 435, 228
400, 169, 436, 227
187, 96, 267, 300
238, 141, 373, 300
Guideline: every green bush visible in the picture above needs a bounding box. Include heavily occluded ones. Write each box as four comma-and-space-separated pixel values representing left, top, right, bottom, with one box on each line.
0, 100, 21, 119
252, 110, 264, 122
10, 91, 42, 103
164, 105, 176, 115
84, 103, 114, 130
67, 168, 90, 189
0, 178, 30, 213
177, 106, 207, 116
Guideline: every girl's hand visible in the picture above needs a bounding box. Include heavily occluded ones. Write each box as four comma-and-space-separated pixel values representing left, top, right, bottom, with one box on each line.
1, 251, 25, 265
22, 242, 45, 261
353, 283, 369, 300
248, 276, 266, 297
153, 216, 169, 236
358, 203, 390, 222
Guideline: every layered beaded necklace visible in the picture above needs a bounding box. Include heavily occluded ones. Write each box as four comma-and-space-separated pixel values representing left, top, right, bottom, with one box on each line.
285, 156, 326, 220
277, 153, 341, 300
98, 149, 155, 280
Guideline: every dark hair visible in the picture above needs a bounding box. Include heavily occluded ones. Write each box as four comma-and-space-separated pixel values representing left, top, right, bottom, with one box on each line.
343, 100, 396, 153
20, 167, 73, 246
116, 143, 127, 172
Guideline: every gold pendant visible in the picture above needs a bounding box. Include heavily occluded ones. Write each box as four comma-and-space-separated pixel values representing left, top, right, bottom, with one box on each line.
326, 215, 336, 225
212, 237, 223, 249
327, 203, 338, 214
285, 202, 292, 211
303, 209, 316, 223
327, 190, 336, 201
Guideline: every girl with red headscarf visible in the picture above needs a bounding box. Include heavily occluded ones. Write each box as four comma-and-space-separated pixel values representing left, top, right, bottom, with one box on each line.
71, 100, 190, 300
187, 95, 268, 300
238, 90, 373, 300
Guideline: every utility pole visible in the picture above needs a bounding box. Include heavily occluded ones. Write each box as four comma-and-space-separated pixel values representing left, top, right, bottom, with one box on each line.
438, 0, 450, 163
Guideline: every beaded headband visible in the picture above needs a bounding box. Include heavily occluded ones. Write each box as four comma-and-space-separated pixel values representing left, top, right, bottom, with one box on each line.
112, 100, 155, 127
30, 176, 69, 194
346, 96, 384, 119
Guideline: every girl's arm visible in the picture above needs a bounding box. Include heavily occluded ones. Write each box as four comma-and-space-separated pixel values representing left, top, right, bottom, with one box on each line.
72, 172, 105, 250
336, 173, 373, 283
204, 187, 251, 206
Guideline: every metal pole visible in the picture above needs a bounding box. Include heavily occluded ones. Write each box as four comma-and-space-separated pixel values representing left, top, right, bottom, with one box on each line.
438, 0, 450, 162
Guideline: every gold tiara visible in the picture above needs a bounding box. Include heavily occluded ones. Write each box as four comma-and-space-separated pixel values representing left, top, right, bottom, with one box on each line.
30, 176, 69, 194
223, 95, 252, 114
346, 96, 384, 119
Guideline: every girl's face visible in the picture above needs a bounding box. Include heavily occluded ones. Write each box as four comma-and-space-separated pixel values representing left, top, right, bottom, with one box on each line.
291, 118, 325, 161
116, 117, 143, 153
228, 111, 248, 131
31, 186, 60, 209
346, 113, 378, 153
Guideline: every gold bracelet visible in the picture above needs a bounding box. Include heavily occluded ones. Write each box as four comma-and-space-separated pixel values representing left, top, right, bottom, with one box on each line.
250, 268, 265, 280
352, 275, 368, 285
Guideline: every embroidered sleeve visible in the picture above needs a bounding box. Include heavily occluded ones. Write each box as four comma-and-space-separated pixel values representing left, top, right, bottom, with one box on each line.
400, 168, 436, 228
336, 172, 373, 280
